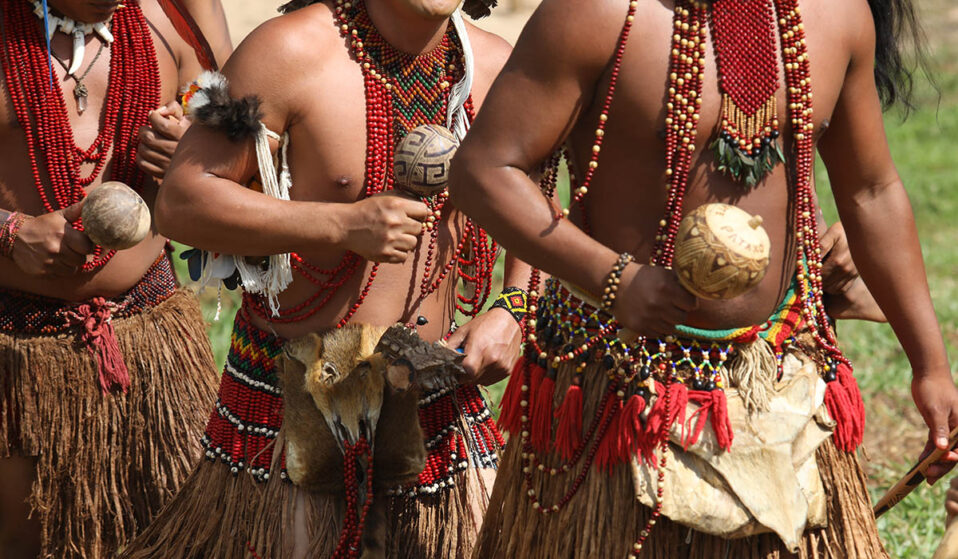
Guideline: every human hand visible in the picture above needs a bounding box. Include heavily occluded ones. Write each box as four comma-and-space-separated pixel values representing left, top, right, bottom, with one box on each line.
820, 222, 859, 295
613, 263, 698, 337
946, 476, 958, 525
137, 102, 191, 179
445, 308, 522, 385
11, 201, 95, 276
339, 193, 429, 263
912, 373, 958, 485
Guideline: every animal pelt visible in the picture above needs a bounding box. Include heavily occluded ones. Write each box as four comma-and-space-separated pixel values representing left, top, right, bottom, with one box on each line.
184, 71, 263, 142
279, 324, 463, 494
279, 329, 426, 493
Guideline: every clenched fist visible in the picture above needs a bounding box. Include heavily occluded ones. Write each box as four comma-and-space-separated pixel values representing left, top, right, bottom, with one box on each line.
10, 201, 96, 276
612, 263, 698, 337
137, 102, 191, 179
339, 192, 430, 263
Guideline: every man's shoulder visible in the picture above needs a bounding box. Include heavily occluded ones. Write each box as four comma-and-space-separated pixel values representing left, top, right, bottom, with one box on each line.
462, 21, 512, 80
232, 3, 342, 68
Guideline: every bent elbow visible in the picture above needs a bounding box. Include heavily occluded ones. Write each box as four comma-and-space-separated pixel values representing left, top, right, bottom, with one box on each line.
448, 152, 486, 217
153, 173, 195, 241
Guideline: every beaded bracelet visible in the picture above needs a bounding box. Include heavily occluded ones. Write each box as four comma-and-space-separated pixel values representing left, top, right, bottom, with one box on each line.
600, 252, 634, 313
0, 212, 26, 258
490, 286, 529, 324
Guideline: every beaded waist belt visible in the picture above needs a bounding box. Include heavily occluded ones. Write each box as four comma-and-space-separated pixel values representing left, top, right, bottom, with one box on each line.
0, 254, 178, 394
535, 278, 806, 384
0, 254, 177, 335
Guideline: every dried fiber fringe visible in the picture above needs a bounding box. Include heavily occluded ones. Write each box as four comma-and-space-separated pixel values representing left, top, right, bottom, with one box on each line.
727, 339, 777, 413
0, 290, 219, 559
474, 358, 888, 559
122, 406, 491, 558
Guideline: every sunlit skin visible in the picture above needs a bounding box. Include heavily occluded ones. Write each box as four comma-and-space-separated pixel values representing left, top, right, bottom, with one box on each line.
449, 0, 957, 482
157, 0, 527, 385
0, 1, 231, 556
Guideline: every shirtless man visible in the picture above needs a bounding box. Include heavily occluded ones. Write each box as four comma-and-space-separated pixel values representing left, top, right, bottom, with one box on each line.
0, 1, 229, 557
450, 0, 956, 556
119, 0, 526, 556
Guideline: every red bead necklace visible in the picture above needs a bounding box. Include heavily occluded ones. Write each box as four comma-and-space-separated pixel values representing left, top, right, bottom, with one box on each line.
518, 0, 848, 555
246, 0, 497, 326
0, 0, 159, 271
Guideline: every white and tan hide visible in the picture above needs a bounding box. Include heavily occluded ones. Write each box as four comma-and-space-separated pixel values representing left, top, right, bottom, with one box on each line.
632, 349, 835, 553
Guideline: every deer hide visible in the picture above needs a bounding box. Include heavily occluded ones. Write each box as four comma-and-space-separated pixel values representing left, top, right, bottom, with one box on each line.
632, 351, 832, 552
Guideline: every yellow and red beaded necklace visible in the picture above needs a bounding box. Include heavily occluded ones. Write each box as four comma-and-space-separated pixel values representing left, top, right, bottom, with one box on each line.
509, 0, 861, 555
245, 0, 498, 329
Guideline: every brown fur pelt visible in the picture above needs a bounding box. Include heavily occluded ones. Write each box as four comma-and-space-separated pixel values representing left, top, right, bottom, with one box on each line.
473, 355, 889, 559
0, 289, 220, 559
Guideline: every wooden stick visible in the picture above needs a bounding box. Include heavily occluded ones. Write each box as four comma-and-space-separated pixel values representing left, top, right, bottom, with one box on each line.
874, 424, 958, 518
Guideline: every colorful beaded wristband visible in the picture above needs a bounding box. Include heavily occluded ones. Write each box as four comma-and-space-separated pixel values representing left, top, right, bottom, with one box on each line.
600, 252, 634, 313
491, 286, 529, 324
0, 212, 26, 258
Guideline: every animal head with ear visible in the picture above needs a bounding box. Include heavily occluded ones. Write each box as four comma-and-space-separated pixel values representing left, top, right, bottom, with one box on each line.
278, 323, 465, 493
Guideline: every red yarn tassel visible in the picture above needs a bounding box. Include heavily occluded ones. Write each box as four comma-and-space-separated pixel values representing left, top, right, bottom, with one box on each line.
824, 379, 855, 451
530, 372, 556, 452
621, 393, 648, 459
685, 390, 734, 451
595, 402, 623, 472
643, 382, 688, 460
837, 362, 865, 446
710, 388, 734, 450
496, 356, 527, 435
95, 321, 131, 394
554, 384, 584, 460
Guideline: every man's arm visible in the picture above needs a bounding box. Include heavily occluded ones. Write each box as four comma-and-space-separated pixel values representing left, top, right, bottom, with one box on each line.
178, 0, 233, 68
818, 0, 957, 481
156, 15, 428, 261
449, 0, 695, 337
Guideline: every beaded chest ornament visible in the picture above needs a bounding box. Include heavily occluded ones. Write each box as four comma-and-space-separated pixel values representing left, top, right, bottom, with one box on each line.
243, 0, 497, 329
503, 0, 863, 556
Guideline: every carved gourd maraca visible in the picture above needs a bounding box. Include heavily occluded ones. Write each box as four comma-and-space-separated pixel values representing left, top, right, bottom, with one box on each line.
673, 203, 771, 300
81, 181, 151, 250
393, 124, 459, 197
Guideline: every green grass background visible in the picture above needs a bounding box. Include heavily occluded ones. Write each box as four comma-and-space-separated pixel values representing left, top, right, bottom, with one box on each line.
172, 8, 957, 555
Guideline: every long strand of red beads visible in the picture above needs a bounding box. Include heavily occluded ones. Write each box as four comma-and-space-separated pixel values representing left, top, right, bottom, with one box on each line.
246, 0, 496, 326
773, 0, 845, 360
0, 0, 159, 271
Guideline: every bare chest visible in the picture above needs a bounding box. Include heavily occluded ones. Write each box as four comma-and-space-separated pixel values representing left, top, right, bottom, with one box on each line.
0, 13, 180, 212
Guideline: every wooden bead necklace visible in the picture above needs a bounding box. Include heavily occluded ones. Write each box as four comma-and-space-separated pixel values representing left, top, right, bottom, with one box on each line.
512, 0, 860, 555
246, 0, 497, 326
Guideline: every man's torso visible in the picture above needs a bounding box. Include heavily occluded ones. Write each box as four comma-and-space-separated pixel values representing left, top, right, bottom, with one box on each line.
0, 0, 198, 300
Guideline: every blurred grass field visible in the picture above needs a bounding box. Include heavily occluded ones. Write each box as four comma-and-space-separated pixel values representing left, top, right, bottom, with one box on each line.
173, 3, 957, 555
